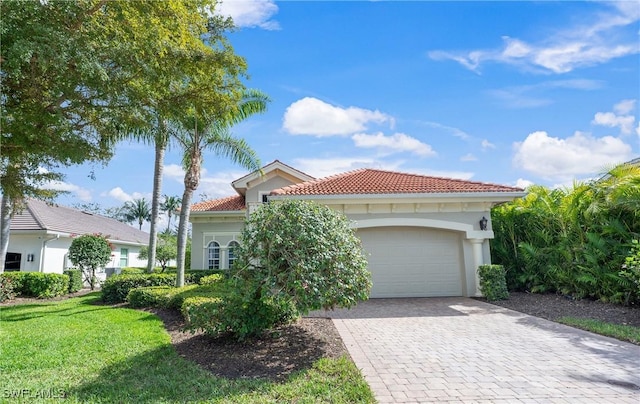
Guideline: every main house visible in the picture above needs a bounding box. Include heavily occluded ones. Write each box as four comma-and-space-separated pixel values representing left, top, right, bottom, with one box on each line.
191, 161, 525, 298
5, 199, 149, 274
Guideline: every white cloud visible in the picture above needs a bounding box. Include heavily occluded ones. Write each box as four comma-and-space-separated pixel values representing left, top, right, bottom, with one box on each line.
351, 132, 436, 157
282, 97, 392, 137
420, 121, 470, 140
513, 131, 632, 181
429, 3, 640, 74
614, 99, 637, 115
481, 139, 496, 150
515, 178, 535, 189
592, 99, 637, 134
104, 187, 149, 203
292, 157, 382, 179
216, 0, 279, 30
460, 153, 477, 162
44, 180, 92, 202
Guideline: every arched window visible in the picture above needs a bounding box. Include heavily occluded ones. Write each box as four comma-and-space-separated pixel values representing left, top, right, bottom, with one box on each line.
227, 241, 240, 269
207, 241, 220, 269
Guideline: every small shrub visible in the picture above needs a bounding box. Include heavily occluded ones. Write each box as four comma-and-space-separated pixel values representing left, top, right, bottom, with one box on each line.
101, 273, 175, 304
126, 286, 174, 308
63, 269, 83, 293
0, 276, 16, 302
19, 273, 69, 298
181, 296, 225, 334
478, 264, 509, 301
199, 274, 223, 285
120, 267, 145, 275
184, 269, 225, 284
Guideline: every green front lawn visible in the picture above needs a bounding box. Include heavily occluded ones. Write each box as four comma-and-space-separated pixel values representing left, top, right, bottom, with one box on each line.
0, 294, 374, 403
558, 317, 640, 345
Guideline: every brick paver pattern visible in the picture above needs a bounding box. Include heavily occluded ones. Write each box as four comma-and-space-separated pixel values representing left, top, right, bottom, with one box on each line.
315, 298, 640, 403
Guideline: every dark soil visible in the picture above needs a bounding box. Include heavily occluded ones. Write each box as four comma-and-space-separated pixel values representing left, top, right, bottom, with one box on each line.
4, 289, 639, 381
148, 308, 348, 382
479, 292, 640, 328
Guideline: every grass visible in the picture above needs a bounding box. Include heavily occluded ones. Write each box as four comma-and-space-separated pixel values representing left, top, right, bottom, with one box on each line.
558, 317, 640, 345
0, 293, 374, 403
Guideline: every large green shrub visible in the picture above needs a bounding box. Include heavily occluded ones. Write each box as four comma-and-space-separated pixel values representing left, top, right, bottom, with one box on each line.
203, 200, 371, 340
478, 265, 509, 301
0, 276, 16, 302
126, 284, 223, 309
101, 273, 175, 304
491, 163, 640, 304
68, 234, 113, 290
63, 269, 83, 293
3, 273, 69, 298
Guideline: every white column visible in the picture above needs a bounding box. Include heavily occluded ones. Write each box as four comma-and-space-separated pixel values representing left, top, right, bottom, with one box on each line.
470, 238, 485, 297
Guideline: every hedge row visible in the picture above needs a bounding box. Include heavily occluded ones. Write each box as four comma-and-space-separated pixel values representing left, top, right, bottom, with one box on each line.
0, 272, 69, 299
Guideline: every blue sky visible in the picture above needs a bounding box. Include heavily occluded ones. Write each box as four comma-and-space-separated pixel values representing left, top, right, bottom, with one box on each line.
53, 0, 639, 221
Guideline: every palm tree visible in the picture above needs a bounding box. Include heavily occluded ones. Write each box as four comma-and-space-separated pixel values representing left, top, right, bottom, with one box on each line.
160, 195, 181, 233
173, 90, 269, 286
123, 198, 152, 230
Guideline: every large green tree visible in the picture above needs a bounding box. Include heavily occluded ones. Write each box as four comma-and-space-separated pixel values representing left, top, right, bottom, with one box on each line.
1, 0, 253, 274
174, 90, 269, 286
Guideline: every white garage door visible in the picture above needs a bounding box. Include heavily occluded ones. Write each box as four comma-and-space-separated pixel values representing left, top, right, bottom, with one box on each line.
358, 226, 463, 298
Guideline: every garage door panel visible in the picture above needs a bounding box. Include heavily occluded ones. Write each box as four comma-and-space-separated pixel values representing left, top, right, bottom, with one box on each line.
358, 227, 463, 298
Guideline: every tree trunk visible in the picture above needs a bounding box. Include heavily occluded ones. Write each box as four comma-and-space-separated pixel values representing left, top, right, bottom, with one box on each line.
176, 152, 201, 287
0, 195, 12, 273
147, 134, 166, 273
176, 188, 193, 287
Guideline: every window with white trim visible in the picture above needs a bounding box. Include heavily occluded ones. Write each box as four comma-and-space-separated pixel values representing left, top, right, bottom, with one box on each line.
207, 241, 220, 269
227, 241, 240, 269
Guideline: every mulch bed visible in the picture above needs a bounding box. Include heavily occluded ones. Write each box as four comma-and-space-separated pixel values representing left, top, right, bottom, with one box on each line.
148, 308, 348, 381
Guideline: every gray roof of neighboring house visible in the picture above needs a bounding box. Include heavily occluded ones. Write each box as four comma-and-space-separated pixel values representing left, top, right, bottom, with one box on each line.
10, 199, 149, 245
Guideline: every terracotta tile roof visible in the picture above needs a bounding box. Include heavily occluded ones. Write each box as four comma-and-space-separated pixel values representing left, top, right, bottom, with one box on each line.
10, 199, 149, 244
271, 169, 523, 196
191, 195, 245, 212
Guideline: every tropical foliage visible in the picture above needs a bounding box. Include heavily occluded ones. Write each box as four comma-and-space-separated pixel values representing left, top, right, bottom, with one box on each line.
123, 198, 152, 230
190, 200, 372, 340
491, 162, 640, 304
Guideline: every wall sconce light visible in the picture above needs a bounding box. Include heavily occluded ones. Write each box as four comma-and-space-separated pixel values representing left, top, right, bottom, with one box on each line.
27, 254, 35, 262
479, 216, 488, 231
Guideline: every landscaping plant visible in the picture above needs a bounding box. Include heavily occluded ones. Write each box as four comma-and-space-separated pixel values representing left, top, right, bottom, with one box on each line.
186, 200, 372, 339
68, 234, 113, 290
478, 264, 509, 301
491, 162, 640, 304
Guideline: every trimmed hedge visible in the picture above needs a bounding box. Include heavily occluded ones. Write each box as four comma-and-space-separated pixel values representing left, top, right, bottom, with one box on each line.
126, 286, 175, 308
181, 296, 224, 334
63, 269, 83, 293
126, 283, 225, 309
0, 276, 16, 302
0, 272, 69, 298
478, 264, 509, 301
101, 273, 175, 304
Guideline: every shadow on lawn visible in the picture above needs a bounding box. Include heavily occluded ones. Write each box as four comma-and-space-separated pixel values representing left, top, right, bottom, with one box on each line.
0, 293, 110, 322
70, 342, 297, 403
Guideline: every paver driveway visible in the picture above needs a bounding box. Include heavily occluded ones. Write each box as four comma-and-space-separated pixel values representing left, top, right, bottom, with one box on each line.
315, 298, 640, 403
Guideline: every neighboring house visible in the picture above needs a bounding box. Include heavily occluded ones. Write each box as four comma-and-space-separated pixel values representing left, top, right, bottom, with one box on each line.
191, 160, 526, 298
5, 199, 149, 274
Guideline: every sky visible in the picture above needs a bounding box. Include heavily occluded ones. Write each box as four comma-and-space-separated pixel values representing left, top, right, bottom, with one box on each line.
52, 0, 640, 225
